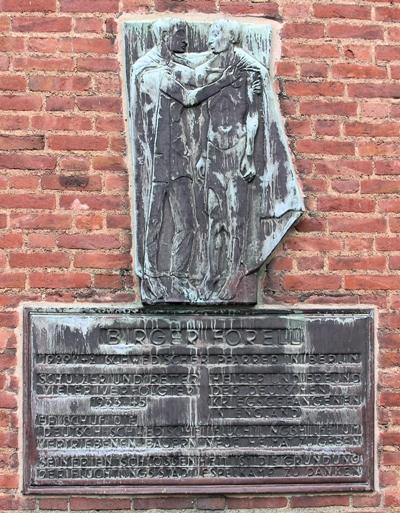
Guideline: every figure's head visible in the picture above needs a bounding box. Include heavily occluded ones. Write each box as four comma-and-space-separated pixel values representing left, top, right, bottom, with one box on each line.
152, 18, 188, 54
208, 20, 240, 54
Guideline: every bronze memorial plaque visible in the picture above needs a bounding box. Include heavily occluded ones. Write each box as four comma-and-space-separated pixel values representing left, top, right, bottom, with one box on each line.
24, 307, 374, 494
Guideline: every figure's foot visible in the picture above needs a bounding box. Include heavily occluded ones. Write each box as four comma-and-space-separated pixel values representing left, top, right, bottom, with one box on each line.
171, 276, 198, 302
218, 270, 245, 301
142, 276, 167, 301
198, 274, 216, 301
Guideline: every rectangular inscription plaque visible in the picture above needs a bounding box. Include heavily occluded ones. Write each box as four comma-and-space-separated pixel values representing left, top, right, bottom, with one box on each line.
24, 307, 374, 494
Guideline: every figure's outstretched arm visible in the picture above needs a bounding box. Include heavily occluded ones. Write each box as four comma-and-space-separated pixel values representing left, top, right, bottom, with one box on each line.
160, 66, 239, 107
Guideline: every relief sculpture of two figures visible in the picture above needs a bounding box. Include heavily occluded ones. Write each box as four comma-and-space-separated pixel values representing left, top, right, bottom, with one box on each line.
126, 17, 304, 304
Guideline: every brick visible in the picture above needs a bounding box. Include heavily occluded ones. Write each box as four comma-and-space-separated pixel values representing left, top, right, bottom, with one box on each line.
0, 135, 43, 150
28, 36, 73, 53
328, 217, 386, 233
0, 55, 9, 70
314, 4, 371, 20
0, 94, 41, 111
0, 313, 18, 328
48, 135, 108, 151
361, 101, 390, 118
29, 75, 91, 92
389, 216, 400, 232
28, 233, 56, 248
0, 496, 35, 510
32, 114, 91, 131
343, 44, 372, 62
0, 0, 56, 11
300, 101, 357, 116
61, 0, 118, 11
353, 494, 381, 508
42, 175, 101, 191
58, 234, 121, 249
77, 96, 121, 112
377, 238, 400, 251
0, 115, 29, 130
285, 237, 341, 251
39, 498, 69, 510
327, 24, 383, 40
14, 56, 74, 72
93, 155, 126, 171
286, 82, 344, 97
106, 214, 131, 229
134, 497, 194, 510
60, 194, 126, 210
316, 160, 372, 177
329, 256, 386, 271
345, 275, 400, 290
9, 175, 40, 189
10, 213, 71, 229
0, 75, 26, 91
282, 23, 324, 39
347, 122, 400, 137
318, 197, 374, 213
331, 179, 359, 193
0, 474, 18, 488
300, 63, 328, 78
296, 140, 354, 156
0, 154, 55, 170
74, 18, 104, 33
96, 116, 124, 132
219, 1, 278, 16
362, 179, 400, 194
75, 215, 103, 230
0, 234, 22, 249
77, 57, 118, 72
380, 470, 398, 487
73, 37, 115, 54
70, 497, 131, 510
284, 275, 341, 291
0, 273, 25, 288
94, 274, 122, 288
359, 143, 400, 157
60, 157, 90, 171
30, 272, 91, 288
0, 35, 24, 51
46, 96, 75, 111
74, 253, 130, 269
0, 194, 55, 209
376, 7, 400, 22
315, 120, 340, 136
291, 495, 349, 508
226, 496, 287, 509
12, 16, 71, 31
385, 492, 400, 507
10, 253, 69, 268
276, 62, 297, 78
297, 256, 324, 271
349, 83, 400, 99
283, 42, 339, 58
377, 45, 400, 61
332, 64, 386, 79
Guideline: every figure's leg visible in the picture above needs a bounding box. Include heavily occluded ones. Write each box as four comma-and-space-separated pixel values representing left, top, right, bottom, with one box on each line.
143, 181, 168, 299
218, 147, 248, 300
169, 177, 195, 277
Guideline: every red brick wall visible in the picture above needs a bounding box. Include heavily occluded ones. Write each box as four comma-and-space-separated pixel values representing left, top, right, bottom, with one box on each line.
0, 0, 399, 510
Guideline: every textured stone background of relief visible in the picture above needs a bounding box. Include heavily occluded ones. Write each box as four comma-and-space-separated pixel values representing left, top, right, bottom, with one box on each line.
125, 20, 304, 304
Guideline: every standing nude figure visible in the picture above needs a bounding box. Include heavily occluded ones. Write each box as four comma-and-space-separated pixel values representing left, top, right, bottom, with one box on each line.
196, 20, 264, 301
